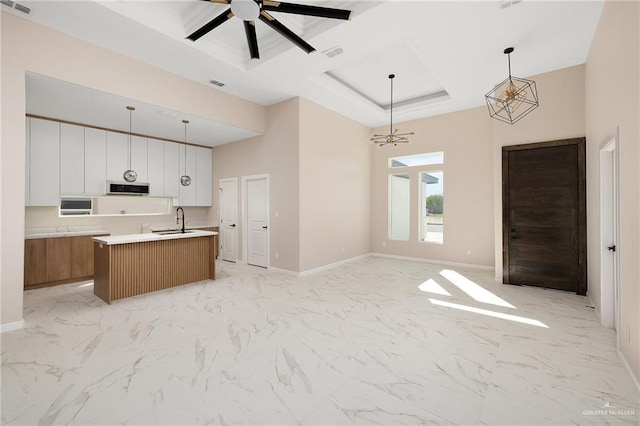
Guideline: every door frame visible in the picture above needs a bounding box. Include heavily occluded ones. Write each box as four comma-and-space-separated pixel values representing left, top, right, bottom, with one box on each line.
241, 173, 270, 267
502, 137, 587, 295
219, 177, 238, 262
599, 131, 620, 343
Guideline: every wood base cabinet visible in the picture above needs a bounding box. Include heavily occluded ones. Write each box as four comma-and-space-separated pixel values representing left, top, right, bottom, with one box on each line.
24, 234, 109, 289
94, 235, 216, 304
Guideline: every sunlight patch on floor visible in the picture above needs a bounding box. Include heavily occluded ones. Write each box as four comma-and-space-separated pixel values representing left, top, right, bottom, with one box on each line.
418, 279, 451, 296
440, 269, 516, 309
429, 298, 549, 328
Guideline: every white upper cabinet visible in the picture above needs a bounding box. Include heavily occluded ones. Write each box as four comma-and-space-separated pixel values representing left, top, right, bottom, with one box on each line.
29, 118, 60, 206
195, 147, 213, 207
147, 138, 164, 196
60, 123, 85, 195
106, 131, 128, 182
130, 135, 148, 183
164, 142, 180, 201
84, 128, 107, 195
177, 144, 197, 206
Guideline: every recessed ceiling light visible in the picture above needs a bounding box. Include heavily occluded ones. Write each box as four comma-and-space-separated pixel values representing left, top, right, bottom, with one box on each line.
209, 79, 225, 87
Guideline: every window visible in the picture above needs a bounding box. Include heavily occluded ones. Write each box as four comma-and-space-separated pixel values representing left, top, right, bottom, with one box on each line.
389, 152, 444, 168
389, 173, 410, 240
420, 171, 443, 244
388, 151, 444, 244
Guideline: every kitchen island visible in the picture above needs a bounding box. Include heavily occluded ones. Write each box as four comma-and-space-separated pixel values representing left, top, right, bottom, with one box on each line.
93, 230, 217, 304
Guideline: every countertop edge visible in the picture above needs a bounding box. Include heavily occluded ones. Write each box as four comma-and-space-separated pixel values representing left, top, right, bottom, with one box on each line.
25, 230, 110, 240
93, 230, 218, 245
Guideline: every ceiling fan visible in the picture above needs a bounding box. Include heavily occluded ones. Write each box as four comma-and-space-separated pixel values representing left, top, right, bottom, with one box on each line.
186, 0, 352, 59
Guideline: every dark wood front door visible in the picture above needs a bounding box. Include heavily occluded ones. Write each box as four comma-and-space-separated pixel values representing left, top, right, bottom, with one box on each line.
503, 138, 586, 295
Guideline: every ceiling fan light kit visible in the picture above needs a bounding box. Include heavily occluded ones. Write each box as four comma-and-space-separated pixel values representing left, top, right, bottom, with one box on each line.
187, 0, 352, 60
485, 47, 539, 125
123, 105, 138, 182
370, 74, 415, 147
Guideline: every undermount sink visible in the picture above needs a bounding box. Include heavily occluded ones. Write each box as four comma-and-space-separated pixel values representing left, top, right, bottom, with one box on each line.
158, 230, 194, 235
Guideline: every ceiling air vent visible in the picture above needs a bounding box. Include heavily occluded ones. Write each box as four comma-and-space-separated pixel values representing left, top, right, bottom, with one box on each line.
499, 0, 521, 9
1, 0, 15, 7
209, 79, 225, 87
322, 46, 344, 58
14, 2, 30, 14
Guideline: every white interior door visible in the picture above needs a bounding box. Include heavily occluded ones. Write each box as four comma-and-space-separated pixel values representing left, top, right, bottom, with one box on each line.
599, 136, 620, 338
219, 178, 238, 262
246, 177, 269, 267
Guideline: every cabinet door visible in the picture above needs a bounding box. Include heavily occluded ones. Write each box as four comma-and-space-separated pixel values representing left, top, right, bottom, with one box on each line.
24, 239, 46, 287
60, 123, 85, 194
71, 236, 95, 278
29, 118, 60, 206
85, 128, 107, 195
45, 238, 72, 282
178, 145, 197, 206
131, 135, 148, 183
147, 139, 164, 196
106, 131, 128, 182
195, 147, 213, 206
25, 118, 30, 204
164, 142, 180, 201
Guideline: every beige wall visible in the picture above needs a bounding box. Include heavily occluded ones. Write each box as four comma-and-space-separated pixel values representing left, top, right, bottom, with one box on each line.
1, 12, 266, 326
211, 98, 301, 272
585, 0, 640, 379
298, 98, 371, 272
492, 64, 586, 280
370, 107, 495, 267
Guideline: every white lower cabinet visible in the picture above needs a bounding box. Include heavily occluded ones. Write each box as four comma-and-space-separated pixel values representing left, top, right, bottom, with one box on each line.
28, 118, 60, 206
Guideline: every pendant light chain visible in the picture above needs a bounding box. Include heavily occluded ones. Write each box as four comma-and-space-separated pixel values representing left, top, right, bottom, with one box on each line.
183, 120, 188, 175
128, 106, 132, 170
390, 74, 394, 136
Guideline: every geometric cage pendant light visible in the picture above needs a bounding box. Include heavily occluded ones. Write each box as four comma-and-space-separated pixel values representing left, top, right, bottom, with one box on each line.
485, 47, 539, 125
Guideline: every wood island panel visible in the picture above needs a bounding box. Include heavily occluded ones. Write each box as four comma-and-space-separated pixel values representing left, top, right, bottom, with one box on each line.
93, 235, 215, 304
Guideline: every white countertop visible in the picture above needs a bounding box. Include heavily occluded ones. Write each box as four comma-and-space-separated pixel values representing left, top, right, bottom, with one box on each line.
141, 221, 217, 233
93, 230, 217, 245
25, 226, 110, 240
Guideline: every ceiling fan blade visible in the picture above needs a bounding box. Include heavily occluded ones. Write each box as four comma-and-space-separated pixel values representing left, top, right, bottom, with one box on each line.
262, 0, 351, 20
186, 8, 234, 41
244, 20, 260, 59
259, 11, 315, 54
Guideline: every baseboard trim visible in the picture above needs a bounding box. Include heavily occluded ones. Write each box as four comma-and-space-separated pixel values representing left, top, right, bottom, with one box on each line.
1, 319, 25, 333
267, 266, 299, 276
371, 253, 494, 272
618, 350, 640, 392
299, 254, 370, 277
586, 291, 602, 323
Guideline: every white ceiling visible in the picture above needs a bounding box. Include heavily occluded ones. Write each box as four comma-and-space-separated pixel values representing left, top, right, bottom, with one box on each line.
11, 0, 603, 141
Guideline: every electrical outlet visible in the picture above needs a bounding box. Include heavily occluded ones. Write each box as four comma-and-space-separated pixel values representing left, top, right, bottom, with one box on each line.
274, 211, 279, 218
275, 252, 279, 259
382, 241, 386, 247
341, 247, 345, 253
466, 248, 472, 256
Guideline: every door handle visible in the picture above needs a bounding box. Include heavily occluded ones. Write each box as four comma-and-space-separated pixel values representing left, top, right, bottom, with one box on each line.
230, 224, 236, 228
607, 245, 616, 252
262, 226, 268, 229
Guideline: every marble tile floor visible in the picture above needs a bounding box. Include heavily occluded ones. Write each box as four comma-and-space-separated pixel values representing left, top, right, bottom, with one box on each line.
1, 256, 638, 425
